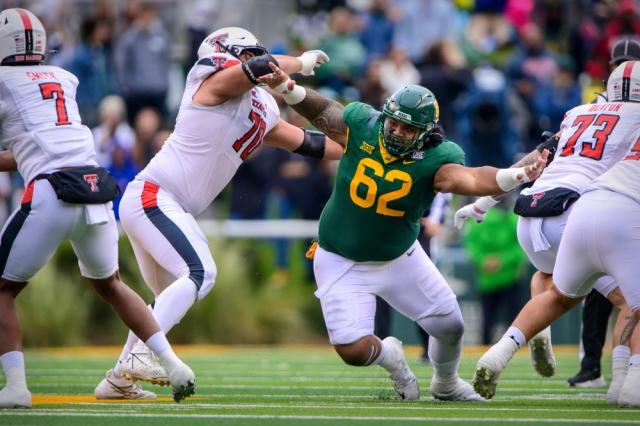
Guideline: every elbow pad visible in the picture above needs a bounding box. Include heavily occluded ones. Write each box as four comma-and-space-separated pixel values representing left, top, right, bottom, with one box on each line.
294, 129, 326, 159
242, 54, 279, 85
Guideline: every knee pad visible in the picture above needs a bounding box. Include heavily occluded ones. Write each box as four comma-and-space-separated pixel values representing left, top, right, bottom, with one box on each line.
196, 262, 217, 300
418, 308, 465, 343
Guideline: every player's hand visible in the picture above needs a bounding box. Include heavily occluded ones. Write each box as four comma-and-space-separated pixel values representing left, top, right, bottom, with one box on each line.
257, 62, 290, 89
454, 203, 487, 229
297, 50, 330, 76
521, 148, 549, 182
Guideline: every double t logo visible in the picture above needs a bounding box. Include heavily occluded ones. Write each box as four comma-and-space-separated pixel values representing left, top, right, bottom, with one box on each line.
83, 174, 99, 192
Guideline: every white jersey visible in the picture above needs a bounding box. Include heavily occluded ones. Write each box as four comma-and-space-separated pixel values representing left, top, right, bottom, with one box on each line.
521, 102, 640, 196
0, 65, 97, 183
138, 55, 280, 216
586, 137, 640, 204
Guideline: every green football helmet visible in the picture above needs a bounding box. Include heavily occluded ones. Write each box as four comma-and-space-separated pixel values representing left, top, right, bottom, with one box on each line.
380, 85, 440, 157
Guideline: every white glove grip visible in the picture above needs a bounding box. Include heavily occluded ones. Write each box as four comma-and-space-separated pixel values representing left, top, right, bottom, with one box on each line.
496, 167, 528, 192
297, 53, 317, 75
474, 196, 499, 212
282, 84, 307, 105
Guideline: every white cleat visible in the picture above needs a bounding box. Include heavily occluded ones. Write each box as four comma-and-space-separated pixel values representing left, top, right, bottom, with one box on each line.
94, 369, 156, 400
617, 364, 640, 408
472, 336, 519, 400
165, 360, 196, 403
606, 358, 629, 405
528, 328, 556, 377
382, 336, 420, 401
122, 341, 170, 386
431, 377, 486, 402
0, 386, 32, 409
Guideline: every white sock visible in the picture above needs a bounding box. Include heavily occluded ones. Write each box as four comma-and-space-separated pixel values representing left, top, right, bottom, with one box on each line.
368, 337, 386, 367
113, 331, 140, 377
374, 338, 397, 373
1, 352, 26, 389
431, 358, 459, 383
629, 354, 640, 366
613, 345, 631, 361
505, 326, 527, 348
152, 277, 198, 333
145, 332, 180, 371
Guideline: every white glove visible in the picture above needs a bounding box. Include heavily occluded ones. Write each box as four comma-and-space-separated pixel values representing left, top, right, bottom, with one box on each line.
453, 196, 499, 229
297, 50, 330, 76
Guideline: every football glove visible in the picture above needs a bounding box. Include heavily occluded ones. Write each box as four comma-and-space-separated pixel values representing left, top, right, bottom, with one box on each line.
297, 50, 330, 76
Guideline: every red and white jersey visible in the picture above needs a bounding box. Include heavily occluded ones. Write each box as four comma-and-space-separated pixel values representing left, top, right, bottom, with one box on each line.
521, 102, 640, 196
0, 65, 97, 183
585, 135, 640, 204
138, 55, 280, 216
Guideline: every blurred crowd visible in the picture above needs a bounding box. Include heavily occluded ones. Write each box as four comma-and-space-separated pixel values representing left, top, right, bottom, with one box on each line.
0, 0, 637, 335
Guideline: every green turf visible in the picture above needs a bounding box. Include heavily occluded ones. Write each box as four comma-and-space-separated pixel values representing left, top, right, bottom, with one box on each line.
0, 346, 638, 425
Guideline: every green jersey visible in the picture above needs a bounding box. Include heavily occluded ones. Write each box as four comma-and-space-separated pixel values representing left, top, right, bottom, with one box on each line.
318, 102, 465, 262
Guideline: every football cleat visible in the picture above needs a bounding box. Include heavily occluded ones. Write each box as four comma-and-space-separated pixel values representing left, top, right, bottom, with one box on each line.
165, 361, 196, 403
0, 386, 32, 409
383, 336, 420, 401
122, 341, 170, 386
567, 367, 606, 388
606, 358, 628, 404
528, 328, 556, 377
617, 364, 640, 407
472, 336, 519, 399
95, 369, 156, 400
431, 377, 486, 402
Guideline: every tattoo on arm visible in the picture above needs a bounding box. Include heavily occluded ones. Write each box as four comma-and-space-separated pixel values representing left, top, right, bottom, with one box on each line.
289, 88, 347, 143
619, 314, 638, 346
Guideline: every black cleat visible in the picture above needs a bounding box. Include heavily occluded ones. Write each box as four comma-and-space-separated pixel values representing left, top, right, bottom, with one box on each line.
567, 368, 606, 388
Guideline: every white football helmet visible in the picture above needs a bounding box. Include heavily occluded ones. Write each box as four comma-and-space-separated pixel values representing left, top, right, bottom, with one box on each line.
607, 60, 640, 102
197, 27, 266, 61
0, 8, 46, 65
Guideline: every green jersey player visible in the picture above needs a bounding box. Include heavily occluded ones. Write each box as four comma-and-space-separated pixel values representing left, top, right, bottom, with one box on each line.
270, 67, 547, 402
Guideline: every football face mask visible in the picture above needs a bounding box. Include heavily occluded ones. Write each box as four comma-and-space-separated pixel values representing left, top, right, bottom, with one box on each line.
381, 85, 439, 157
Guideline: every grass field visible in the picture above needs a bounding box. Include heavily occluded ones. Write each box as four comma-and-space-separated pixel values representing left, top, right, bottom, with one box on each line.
1, 345, 638, 425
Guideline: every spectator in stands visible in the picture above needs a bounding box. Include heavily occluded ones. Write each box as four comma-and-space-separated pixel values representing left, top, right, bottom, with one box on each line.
92, 95, 135, 169
533, 56, 582, 134
455, 66, 520, 168
114, 2, 170, 123
357, 58, 386, 109
506, 22, 558, 151
463, 200, 526, 344
379, 46, 420, 95
314, 7, 366, 94
391, 0, 457, 64
131, 107, 163, 168
66, 15, 115, 127
358, 0, 398, 63
419, 40, 472, 141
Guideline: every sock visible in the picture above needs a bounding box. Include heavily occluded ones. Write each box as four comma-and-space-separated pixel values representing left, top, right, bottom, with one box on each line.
417, 309, 464, 382
1, 352, 26, 389
113, 331, 140, 377
613, 345, 631, 361
152, 277, 198, 334
145, 331, 180, 372
629, 354, 640, 366
366, 337, 385, 367
374, 338, 400, 373
505, 326, 527, 348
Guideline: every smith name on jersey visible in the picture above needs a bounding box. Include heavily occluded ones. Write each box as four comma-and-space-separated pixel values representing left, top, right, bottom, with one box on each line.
0, 65, 96, 183
319, 102, 465, 262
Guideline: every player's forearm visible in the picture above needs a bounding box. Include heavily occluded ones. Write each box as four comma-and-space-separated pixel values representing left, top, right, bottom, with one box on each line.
0, 151, 17, 172
272, 55, 304, 75
288, 88, 348, 145
453, 166, 502, 196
